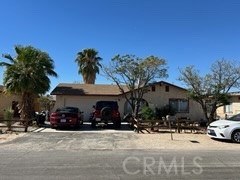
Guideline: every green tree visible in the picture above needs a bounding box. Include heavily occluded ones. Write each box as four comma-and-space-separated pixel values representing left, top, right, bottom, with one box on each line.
75, 48, 102, 84
103, 54, 168, 117
179, 59, 240, 123
38, 95, 55, 112
0, 45, 58, 122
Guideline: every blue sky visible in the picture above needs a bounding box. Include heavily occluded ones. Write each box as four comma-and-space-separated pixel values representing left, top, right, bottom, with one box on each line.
1, 0, 240, 93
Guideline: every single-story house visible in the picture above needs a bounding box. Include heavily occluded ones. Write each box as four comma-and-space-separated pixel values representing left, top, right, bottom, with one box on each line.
216, 92, 240, 119
51, 81, 205, 122
0, 85, 22, 119
0, 85, 41, 119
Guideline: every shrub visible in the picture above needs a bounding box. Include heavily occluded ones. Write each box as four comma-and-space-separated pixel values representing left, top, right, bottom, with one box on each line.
140, 106, 155, 120
3, 107, 14, 131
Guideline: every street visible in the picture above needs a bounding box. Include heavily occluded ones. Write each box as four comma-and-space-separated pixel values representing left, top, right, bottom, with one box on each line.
0, 130, 240, 179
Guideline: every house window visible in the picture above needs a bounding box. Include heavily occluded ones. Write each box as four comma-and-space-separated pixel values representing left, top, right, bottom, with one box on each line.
151, 86, 155, 92
224, 103, 232, 113
165, 86, 169, 92
169, 98, 189, 113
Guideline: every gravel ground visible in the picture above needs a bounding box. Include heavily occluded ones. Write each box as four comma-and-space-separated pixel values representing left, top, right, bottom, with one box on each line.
0, 132, 26, 143
0, 125, 39, 144
1, 129, 239, 151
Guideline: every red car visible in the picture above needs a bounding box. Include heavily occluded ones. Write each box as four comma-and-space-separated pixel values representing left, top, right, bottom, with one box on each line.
50, 107, 83, 129
91, 101, 121, 129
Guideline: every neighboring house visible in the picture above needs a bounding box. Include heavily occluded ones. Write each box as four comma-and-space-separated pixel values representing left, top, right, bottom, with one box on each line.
51, 81, 205, 121
0, 85, 41, 119
0, 85, 22, 119
216, 92, 240, 119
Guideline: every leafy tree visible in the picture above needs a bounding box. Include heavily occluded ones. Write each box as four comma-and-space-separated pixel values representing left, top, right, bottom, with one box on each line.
103, 54, 168, 118
38, 95, 55, 112
0, 45, 58, 122
75, 48, 102, 84
179, 59, 240, 123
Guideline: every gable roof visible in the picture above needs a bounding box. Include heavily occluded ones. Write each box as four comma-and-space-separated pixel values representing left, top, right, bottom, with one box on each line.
51, 83, 128, 96
51, 81, 187, 96
151, 81, 187, 91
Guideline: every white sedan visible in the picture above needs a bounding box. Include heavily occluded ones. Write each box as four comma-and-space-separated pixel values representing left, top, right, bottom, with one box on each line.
207, 113, 240, 143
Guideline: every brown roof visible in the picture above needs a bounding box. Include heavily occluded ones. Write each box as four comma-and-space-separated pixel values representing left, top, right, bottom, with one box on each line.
51, 83, 129, 96
151, 81, 187, 91
51, 81, 187, 96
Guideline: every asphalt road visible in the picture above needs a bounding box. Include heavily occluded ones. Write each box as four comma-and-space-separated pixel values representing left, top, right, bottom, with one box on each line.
0, 130, 240, 179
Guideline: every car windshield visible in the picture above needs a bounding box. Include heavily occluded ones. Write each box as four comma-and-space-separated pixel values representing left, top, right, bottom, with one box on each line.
56, 107, 79, 113
96, 101, 118, 110
227, 113, 240, 121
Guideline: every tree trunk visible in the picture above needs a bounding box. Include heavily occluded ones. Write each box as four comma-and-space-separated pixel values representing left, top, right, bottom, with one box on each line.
20, 92, 34, 130
209, 107, 217, 124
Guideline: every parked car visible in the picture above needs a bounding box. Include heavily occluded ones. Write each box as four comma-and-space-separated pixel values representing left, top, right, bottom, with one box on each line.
35, 111, 47, 126
50, 107, 83, 129
207, 113, 240, 143
91, 101, 121, 129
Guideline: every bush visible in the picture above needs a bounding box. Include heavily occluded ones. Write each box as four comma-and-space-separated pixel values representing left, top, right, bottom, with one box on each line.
140, 106, 155, 120
3, 107, 14, 131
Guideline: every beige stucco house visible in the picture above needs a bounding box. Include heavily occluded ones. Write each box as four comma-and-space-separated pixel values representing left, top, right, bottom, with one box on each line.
216, 92, 240, 119
0, 85, 42, 119
0, 85, 22, 119
51, 81, 205, 122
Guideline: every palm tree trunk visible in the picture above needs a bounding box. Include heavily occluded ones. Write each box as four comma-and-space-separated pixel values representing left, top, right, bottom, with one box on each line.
20, 92, 34, 131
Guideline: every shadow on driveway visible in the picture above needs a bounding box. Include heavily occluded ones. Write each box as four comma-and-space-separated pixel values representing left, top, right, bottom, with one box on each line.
34, 122, 134, 133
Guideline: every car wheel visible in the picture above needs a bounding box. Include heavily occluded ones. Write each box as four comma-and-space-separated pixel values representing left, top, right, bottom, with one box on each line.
114, 120, 121, 129
101, 107, 112, 121
51, 125, 56, 129
91, 120, 96, 128
75, 121, 80, 129
231, 130, 240, 143
129, 122, 134, 130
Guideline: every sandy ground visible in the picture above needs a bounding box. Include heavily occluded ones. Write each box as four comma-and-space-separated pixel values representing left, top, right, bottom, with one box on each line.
0, 132, 26, 144
1, 130, 240, 151
129, 133, 240, 150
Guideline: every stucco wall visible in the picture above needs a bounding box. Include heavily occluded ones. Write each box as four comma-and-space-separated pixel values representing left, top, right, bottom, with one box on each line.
54, 95, 124, 121
53, 83, 205, 121
216, 96, 240, 119
142, 84, 205, 121
0, 93, 21, 119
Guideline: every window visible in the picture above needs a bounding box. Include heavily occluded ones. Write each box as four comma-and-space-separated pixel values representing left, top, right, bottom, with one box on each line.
151, 86, 155, 92
124, 98, 148, 114
169, 98, 189, 113
224, 103, 232, 113
165, 86, 169, 92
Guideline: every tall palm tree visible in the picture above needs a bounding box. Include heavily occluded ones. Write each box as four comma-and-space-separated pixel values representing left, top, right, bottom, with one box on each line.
0, 45, 58, 122
75, 48, 102, 84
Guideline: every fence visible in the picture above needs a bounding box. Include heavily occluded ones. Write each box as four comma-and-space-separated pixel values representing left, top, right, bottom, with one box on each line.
0, 119, 30, 132
133, 116, 206, 134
